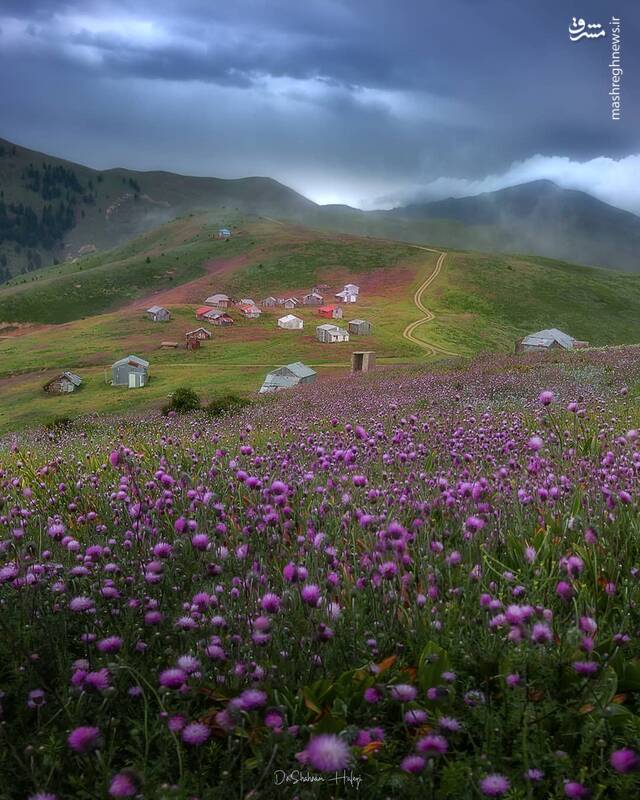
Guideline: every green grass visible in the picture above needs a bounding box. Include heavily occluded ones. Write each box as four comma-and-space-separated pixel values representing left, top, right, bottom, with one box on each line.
0, 213, 253, 323
414, 250, 640, 355
2, 215, 640, 434
224, 237, 419, 296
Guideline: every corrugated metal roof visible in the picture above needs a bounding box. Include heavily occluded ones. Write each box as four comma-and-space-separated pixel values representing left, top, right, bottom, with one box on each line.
112, 355, 150, 368
278, 314, 302, 324
284, 362, 316, 378
147, 305, 168, 313
62, 371, 82, 386
522, 328, 575, 349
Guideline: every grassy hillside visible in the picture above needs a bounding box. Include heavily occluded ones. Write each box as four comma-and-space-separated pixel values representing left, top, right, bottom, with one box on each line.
0, 212, 254, 323
0, 136, 316, 279
419, 251, 640, 354
1, 212, 640, 433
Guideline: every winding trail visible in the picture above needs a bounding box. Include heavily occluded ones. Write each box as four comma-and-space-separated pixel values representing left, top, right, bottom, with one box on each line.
402, 246, 458, 357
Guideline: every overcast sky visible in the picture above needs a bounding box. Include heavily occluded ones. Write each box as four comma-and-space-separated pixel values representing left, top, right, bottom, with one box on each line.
1, 1, 638, 210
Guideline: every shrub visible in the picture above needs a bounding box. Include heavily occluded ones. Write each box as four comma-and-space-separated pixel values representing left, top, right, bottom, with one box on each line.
164, 386, 200, 415
205, 392, 251, 418
44, 414, 73, 430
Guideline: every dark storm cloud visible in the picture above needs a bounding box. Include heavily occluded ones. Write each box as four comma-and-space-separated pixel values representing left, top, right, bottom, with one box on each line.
1, 0, 638, 208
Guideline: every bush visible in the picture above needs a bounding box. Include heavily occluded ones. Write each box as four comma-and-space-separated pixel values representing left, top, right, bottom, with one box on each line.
164, 386, 200, 415
205, 392, 251, 418
44, 414, 73, 430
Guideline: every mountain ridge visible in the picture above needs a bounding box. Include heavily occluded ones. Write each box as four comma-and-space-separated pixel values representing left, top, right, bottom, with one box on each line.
1, 134, 639, 277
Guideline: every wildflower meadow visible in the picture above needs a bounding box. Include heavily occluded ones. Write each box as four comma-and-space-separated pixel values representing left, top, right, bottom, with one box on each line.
1, 348, 640, 799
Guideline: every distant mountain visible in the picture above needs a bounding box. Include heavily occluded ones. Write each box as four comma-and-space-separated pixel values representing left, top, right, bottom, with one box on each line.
303, 180, 640, 271
2, 133, 639, 279
0, 136, 316, 280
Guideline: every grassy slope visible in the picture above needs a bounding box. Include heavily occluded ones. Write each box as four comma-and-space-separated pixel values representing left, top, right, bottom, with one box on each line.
0, 136, 315, 277
1, 213, 640, 433
0, 212, 251, 323
417, 251, 640, 355
0, 224, 426, 431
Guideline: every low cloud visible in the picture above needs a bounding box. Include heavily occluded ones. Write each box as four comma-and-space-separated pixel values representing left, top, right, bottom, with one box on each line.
378, 155, 640, 216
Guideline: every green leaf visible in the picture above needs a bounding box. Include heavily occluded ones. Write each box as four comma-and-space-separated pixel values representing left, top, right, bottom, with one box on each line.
417, 640, 450, 693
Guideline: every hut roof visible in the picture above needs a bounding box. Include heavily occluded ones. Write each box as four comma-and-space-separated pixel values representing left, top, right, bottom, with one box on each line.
146, 305, 167, 313
283, 362, 316, 378
62, 371, 82, 386
278, 314, 302, 324
112, 355, 149, 369
521, 328, 575, 349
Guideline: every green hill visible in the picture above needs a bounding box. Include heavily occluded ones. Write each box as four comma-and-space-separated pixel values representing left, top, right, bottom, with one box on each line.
0, 136, 316, 280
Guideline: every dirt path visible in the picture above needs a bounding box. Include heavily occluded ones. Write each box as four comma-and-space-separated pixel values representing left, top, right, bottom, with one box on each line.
402, 247, 458, 357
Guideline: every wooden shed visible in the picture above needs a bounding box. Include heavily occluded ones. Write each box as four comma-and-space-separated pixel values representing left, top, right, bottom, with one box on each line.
351, 351, 376, 372
111, 355, 149, 388
238, 303, 261, 319
303, 291, 323, 305
348, 319, 372, 335
208, 311, 234, 326
515, 328, 588, 353
278, 314, 304, 330
318, 304, 343, 320
282, 297, 299, 309
146, 305, 171, 322
44, 371, 82, 394
261, 296, 278, 307
205, 294, 230, 308
259, 362, 317, 393
316, 324, 350, 343
185, 327, 212, 341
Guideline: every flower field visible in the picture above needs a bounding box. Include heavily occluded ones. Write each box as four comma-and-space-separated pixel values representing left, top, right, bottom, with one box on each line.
1, 347, 640, 799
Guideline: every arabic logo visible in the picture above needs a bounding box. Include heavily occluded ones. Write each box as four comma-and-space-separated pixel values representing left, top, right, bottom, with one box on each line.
569, 17, 606, 41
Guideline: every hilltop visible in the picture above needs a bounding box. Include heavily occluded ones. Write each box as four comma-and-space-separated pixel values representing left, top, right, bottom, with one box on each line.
2, 136, 640, 281
0, 136, 315, 279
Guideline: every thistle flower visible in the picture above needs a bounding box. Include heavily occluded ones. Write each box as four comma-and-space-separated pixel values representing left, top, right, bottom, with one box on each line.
479, 774, 510, 796
401, 755, 425, 773
610, 748, 639, 773
181, 722, 211, 746
108, 771, 139, 797
302, 734, 351, 772
67, 726, 102, 754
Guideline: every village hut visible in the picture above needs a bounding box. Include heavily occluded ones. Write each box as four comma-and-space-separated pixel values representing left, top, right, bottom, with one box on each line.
316, 324, 350, 343
238, 303, 261, 319
111, 355, 149, 388
303, 291, 323, 305
261, 296, 278, 307
207, 311, 234, 326
217, 228, 231, 239
282, 297, 299, 309
185, 327, 212, 341
348, 319, 372, 335
277, 314, 304, 330
318, 304, 343, 320
205, 294, 230, 308
43, 371, 82, 394
146, 305, 171, 322
515, 328, 588, 353
259, 362, 317, 393
335, 289, 357, 303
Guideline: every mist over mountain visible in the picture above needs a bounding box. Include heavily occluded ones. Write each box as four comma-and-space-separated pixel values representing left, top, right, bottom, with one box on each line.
1, 136, 640, 281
